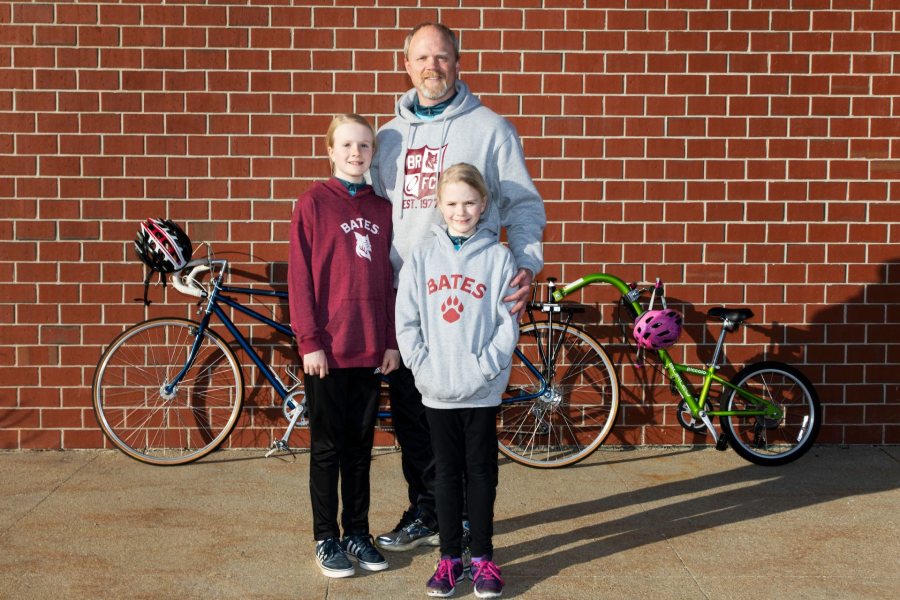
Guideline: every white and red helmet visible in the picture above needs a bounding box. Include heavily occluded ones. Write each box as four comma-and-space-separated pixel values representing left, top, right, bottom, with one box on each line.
134, 218, 193, 273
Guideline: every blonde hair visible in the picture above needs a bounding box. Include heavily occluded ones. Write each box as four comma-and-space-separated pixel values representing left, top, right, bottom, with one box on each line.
325, 114, 376, 173
436, 163, 489, 207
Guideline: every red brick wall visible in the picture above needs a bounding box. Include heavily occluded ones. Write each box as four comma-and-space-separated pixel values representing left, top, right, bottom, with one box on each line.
1, 1, 898, 451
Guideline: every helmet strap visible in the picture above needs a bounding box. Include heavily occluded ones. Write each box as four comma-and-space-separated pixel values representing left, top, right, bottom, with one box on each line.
138, 268, 153, 305
137, 268, 169, 305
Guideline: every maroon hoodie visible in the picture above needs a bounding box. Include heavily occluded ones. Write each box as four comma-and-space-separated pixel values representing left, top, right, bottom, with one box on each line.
288, 178, 397, 368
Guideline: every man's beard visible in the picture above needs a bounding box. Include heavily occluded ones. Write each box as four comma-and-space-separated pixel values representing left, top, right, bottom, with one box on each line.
418, 74, 452, 101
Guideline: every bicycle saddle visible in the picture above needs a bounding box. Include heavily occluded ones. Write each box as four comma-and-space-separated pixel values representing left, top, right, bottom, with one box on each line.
707, 307, 754, 324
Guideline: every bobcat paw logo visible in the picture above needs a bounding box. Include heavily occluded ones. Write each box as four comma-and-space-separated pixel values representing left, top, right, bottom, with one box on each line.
354, 232, 372, 261
441, 295, 464, 323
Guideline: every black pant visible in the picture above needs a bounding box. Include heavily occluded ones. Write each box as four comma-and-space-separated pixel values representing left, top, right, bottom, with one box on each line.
388, 365, 437, 524
306, 368, 380, 541
425, 406, 499, 559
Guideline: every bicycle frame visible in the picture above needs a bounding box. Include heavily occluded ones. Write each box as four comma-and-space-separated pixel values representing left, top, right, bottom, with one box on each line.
166, 275, 294, 402
164, 260, 550, 453
551, 272, 785, 444
95, 250, 817, 466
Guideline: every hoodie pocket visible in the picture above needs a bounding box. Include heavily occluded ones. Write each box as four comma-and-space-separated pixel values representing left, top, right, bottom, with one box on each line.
413, 351, 488, 402
327, 299, 385, 359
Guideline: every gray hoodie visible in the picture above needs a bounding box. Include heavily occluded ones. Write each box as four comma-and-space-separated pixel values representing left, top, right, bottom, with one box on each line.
371, 81, 546, 284
395, 224, 519, 409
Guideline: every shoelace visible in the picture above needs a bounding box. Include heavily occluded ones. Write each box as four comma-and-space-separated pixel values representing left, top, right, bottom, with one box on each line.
432, 558, 459, 585
394, 509, 417, 531
317, 538, 340, 560
404, 518, 427, 533
472, 560, 504, 586
345, 535, 375, 556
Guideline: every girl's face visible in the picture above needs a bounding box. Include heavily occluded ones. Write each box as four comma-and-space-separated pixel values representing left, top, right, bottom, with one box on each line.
438, 181, 486, 237
328, 122, 374, 182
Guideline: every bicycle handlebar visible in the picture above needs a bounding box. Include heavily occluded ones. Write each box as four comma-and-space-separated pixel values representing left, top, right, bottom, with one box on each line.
170, 258, 227, 299
549, 272, 647, 321
551, 273, 633, 302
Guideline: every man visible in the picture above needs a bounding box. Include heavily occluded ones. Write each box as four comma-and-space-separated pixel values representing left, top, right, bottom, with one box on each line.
370, 22, 546, 553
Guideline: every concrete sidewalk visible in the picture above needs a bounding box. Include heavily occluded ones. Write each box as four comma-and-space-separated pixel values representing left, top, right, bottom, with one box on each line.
1, 446, 898, 599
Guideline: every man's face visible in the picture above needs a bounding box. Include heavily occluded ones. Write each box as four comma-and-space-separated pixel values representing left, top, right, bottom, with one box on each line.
404, 26, 459, 106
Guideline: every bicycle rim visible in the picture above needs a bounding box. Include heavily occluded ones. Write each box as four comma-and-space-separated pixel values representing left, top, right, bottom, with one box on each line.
92, 318, 244, 465
722, 361, 820, 466
498, 322, 619, 468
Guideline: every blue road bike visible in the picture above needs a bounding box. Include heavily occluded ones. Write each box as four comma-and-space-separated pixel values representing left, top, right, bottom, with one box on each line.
92, 252, 621, 467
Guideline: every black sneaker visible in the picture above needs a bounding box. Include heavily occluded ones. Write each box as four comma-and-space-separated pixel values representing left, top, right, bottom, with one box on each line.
315, 537, 354, 578
375, 508, 439, 552
341, 534, 389, 571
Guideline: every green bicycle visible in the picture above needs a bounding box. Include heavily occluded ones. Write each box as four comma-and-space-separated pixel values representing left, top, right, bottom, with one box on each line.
498, 273, 821, 468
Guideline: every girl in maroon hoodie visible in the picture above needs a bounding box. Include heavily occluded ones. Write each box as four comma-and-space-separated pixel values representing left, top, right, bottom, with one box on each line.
289, 114, 400, 579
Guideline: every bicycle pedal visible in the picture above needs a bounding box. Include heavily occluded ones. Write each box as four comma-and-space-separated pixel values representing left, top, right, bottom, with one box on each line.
265, 439, 291, 458
715, 433, 729, 451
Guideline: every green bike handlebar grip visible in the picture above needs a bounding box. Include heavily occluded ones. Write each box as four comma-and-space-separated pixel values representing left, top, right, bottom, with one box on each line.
551, 273, 633, 302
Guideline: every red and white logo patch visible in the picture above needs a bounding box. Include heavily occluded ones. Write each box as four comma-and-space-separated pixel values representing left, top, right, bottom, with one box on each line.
403, 145, 445, 210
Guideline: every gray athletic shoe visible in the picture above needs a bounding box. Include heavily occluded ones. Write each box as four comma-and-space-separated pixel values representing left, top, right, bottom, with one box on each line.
375, 509, 439, 552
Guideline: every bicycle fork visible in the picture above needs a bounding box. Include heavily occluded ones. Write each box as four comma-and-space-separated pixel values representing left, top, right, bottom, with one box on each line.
162, 280, 223, 397
162, 315, 216, 399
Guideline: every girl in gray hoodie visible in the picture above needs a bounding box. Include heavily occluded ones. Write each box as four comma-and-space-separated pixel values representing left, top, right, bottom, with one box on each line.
396, 163, 518, 598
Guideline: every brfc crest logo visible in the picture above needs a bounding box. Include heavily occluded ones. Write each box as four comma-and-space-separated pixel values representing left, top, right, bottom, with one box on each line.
354, 232, 372, 261
403, 145, 445, 209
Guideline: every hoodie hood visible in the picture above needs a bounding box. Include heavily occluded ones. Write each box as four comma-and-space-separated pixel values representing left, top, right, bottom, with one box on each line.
430, 222, 499, 258
396, 81, 481, 125
370, 79, 546, 286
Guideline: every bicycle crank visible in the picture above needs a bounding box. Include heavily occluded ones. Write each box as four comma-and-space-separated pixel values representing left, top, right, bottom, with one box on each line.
675, 399, 707, 433
281, 391, 308, 427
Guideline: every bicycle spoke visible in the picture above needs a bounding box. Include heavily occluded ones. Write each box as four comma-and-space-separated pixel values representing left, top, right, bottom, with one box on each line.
722, 362, 820, 466
498, 322, 619, 468
93, 319, 243, 465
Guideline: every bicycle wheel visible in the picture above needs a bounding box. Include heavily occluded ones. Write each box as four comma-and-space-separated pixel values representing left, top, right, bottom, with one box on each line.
92, 318, 244, 465
498, 322, 619, 468
720, 361, 820, 466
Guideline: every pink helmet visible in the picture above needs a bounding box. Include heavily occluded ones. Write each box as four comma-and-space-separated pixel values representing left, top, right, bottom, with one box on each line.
633, 309, 684, 350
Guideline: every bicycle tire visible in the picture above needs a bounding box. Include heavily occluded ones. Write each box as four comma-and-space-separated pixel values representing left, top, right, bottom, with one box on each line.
720, 361, 821, 466
498, 322, 619, 468
92, 318, 244, 466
